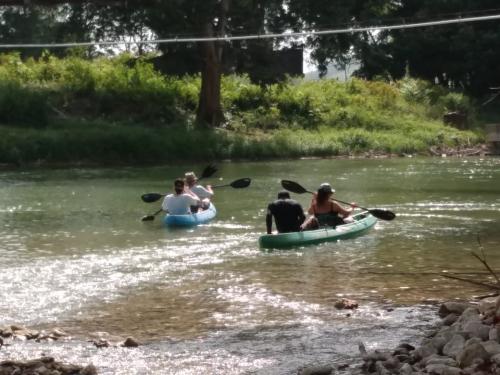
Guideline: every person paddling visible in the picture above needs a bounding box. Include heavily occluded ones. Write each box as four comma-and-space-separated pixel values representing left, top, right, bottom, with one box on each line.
185, 171, 213, 211
301, 183, 355, 230
162, 178, 201, 215
266, 191, 306, 234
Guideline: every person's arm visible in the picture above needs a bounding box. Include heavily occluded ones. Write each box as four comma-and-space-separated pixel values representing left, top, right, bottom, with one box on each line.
188, 194, 201, 207
332, 201, 353, 218
205, 185, 214, 196
161, 196, 169, 212
192, 185, 213, 199
297, 205, 306, 225
266, 205, 273, 234
307, 193, 318, 215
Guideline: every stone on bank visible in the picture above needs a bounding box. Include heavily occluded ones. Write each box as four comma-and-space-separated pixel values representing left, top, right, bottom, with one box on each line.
361, 296, 500, 374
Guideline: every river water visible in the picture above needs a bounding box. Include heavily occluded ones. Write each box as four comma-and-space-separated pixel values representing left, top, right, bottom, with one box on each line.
1, 157, 499, 374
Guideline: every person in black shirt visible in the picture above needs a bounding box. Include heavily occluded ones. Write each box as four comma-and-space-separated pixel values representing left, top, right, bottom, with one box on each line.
266, 191, 306, 234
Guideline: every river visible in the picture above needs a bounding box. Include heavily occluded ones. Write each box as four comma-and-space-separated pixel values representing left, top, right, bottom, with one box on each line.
1, 157, 499, 374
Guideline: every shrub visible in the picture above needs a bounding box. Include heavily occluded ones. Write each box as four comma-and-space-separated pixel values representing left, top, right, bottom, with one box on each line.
0, 81, 48, 127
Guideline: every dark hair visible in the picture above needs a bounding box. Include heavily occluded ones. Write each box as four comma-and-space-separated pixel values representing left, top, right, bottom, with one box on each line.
277, 191, 290, 200
316, 189, 330, 205
174, 178, 184, 194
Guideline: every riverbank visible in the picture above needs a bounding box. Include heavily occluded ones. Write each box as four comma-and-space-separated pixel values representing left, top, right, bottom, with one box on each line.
0, 53, 487, 167
0, 123, 488, 170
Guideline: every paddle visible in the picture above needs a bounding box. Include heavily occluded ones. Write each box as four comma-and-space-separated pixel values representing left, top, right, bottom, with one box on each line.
141, 208, 163, 222
141, 178, 251, 203
140, 164, 217, 221
280, 179, 396, 221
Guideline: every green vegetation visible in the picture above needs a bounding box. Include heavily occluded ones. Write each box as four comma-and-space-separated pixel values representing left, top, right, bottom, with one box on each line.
0, 53, 483, 166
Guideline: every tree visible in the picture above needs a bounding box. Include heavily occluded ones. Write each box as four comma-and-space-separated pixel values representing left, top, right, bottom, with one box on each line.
348, 0, 500, 96
0, 0, 288, 127
142, 0, 285, 126
282, 0, 394, 77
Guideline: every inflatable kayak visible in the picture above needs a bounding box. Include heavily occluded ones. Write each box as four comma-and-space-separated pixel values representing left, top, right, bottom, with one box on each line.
259, 211, 377, 249
163, 203, 217, 227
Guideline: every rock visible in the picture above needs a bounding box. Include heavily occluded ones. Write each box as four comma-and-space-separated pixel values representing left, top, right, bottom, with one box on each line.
464, 337, 482, 347
58, 363, 83, 373
50, 329, 67, 338
298, 365, 333, 375
442, 313, 460, 326
425, 363, 448, 374
463, 321, 490, 341
422, 354, 458, 367
0, 327, 12, 338
92, 339, 109, 348
442, 334, 465, 358
383, 356, 400, 370
478, 297, 497, 315
457, 343, 490, 368
491, 353, 500, 365
412, 341, 438, 361
439, 303, 470, 318
399, 363, 414, 375
10, 325, 25, 331
481, 340, 500, 356
334, 298, 358, 309
0, 357, 94, 375
364, 350, 391, 362
441, 366, 463, 375
81, 364, 98, 375
122, 337, 140, 348
453, 308, 481, 331
375, 361, 391, 375
12, 328, 39, 340
489, 326, 500, 342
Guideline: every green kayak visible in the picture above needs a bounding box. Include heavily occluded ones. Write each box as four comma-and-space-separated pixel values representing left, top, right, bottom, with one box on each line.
259, 211, 377, 249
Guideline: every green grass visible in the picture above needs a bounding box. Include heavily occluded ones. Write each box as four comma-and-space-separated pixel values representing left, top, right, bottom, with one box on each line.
0, 52, 487, 166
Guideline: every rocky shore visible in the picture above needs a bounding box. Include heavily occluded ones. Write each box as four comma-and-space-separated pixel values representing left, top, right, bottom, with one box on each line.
5, 297, 500, 375
360, 296, 500, 375
0, 325, 141, 374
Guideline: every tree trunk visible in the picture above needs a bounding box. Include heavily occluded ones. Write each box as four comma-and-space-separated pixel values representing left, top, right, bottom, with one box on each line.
196, 0, 229, 128
196, 23, 224, 128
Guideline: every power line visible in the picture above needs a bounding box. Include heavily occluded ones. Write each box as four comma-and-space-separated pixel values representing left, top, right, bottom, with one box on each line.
0, 13, 500, 48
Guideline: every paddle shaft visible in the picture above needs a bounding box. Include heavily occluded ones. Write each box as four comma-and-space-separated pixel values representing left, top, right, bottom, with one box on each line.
142, 178, 251, 203
280, 179, 395, 221
141, 208, 163, 221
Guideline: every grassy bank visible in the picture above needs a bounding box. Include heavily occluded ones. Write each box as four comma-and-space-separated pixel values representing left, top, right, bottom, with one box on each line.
0, 53, 484, 166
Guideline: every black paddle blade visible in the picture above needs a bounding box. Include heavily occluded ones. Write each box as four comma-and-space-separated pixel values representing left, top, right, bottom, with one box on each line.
281, 180, 310, 194
200, 164, 218, 179
230, 178, 251, 188
141, 193, 164, 203
141, 214, 155, 221
369, 209, 396, 221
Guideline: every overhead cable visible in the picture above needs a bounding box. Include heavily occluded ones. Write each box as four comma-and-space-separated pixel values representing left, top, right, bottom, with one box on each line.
0, 13, 499, 48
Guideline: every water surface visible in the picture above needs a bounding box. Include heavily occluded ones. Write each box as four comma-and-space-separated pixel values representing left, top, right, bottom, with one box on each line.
1, 157, 499, 374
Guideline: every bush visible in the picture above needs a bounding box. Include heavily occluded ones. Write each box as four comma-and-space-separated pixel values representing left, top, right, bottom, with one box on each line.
0, 81, 49, 127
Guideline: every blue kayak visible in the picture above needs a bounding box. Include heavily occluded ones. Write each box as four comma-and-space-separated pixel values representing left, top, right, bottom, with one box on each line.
163, 203, 217, 227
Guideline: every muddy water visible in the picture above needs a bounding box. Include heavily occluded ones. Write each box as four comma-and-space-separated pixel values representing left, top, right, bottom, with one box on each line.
1, 157, 499, 374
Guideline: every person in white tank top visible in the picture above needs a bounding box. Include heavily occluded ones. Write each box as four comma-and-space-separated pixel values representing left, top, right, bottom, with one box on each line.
162, 178, 200, 215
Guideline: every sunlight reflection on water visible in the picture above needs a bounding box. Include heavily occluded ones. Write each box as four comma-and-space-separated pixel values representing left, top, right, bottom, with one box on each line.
1, 157, 499, 373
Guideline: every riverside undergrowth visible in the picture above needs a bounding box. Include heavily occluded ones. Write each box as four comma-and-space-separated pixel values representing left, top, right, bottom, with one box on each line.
0, 52, 483, 166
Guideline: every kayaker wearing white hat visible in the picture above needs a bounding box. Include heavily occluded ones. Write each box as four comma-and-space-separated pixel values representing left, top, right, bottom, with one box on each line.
301, 182, 356, 230
185, 171, 214, 211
